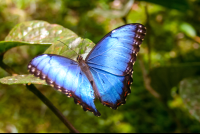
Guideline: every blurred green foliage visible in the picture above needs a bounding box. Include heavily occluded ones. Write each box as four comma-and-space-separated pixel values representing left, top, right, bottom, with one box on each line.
0, 0, 200, 133
180, 77, 200, 122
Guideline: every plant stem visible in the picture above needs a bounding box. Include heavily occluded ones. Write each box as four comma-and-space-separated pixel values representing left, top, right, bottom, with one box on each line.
26, 84, 79, 133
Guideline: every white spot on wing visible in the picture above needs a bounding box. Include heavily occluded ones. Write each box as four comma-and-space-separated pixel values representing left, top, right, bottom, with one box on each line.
112, 30, 116, 33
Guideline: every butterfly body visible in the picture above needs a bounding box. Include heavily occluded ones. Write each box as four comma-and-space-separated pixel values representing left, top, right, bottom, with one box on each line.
77, 55, 100, 99
28, 23, 146, 116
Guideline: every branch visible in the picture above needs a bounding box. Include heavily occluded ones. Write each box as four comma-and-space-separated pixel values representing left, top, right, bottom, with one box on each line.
145, 4, 151, 70
0, 53, 17, 75
138, 55, 161, 99
26, 84, 79, 133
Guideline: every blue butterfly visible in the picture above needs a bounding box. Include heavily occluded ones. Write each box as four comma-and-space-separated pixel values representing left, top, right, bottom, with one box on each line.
28, 23, 146, 116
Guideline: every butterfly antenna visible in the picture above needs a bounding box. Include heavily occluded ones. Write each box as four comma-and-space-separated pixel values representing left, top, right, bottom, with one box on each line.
80, 31, 87, 54
80, 38, 85, 54
57, 39, 78, 55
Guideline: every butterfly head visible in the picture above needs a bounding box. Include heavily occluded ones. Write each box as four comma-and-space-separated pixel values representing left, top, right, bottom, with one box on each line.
77, 55, 83, 62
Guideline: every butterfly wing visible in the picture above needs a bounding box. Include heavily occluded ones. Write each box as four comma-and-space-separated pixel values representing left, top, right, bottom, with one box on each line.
28, 54, 100, 116
86, 23, 146, 108
86, 23, 146, 76
89, 67, 132, 109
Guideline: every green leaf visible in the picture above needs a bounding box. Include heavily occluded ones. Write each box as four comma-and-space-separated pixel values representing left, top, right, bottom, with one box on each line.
44, 38, 95, 60
3, 20, 95, 58
0, 41, 50, 54
1, 20, 87, 56
180, 77, 200, 122
1, 20, 96, 85
1, 20, 75, 53
180, 22, 196, 38
0, 74, 46, 85
88, 0, 134, 19
5, 20, 77, 43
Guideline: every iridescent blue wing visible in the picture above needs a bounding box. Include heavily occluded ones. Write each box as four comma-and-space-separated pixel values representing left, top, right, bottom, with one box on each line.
86, 24, 146, 109
90, 67, 132, 109
28, 54, 100, 116
86, 23, 146, 76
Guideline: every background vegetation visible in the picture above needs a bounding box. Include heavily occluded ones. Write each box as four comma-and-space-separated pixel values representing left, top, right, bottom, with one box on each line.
0, 0, 200, 132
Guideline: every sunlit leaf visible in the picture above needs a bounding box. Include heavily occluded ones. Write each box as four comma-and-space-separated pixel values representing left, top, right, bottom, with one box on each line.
180, 22, 196, 38
0, 74, 46, 85
44, 38, 95, 60
5, 20, 77, 43
3, 20, 95, 58
1, 20, 96, 85
180, 77, 200, 122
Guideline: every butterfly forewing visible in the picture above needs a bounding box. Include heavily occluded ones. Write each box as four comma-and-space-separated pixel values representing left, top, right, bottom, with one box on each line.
28, 54, 100, 116
86, 23, 146, 76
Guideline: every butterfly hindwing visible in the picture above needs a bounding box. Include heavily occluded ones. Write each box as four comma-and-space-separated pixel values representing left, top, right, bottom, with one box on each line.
28, 54, 100, 116
89, 67, 132, 109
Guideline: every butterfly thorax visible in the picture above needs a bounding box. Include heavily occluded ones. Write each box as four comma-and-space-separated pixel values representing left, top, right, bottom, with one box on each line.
77, 55, 89, 73
77, 55, 93, 80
